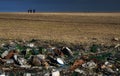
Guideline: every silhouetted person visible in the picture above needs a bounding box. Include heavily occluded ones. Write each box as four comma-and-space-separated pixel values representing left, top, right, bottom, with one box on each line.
28, 9, 36, 13
33, 9, 36, 13
29, 9, 32, 13
28, 10, 30, 13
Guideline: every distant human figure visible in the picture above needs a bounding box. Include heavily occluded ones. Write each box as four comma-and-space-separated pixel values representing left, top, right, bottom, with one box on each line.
29, 9, 32, 13
33, 9, 36, 13
28, 10, 30, 13
28, 9, 36, 13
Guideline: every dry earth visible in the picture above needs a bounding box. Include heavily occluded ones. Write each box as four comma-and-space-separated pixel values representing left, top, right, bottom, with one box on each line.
0, 12, 120, 44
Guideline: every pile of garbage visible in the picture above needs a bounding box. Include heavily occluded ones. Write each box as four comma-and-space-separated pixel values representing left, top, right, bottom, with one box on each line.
0, 39, 120, 76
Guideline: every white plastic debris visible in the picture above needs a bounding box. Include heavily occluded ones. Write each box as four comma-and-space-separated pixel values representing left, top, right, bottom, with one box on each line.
82, 61, 97, 69
44, 72, 50, 76
82, 63, 87, 68
20, 65, 31, 68
13, 54, 18, 61
1, 51, 9, 58
115, 44, 120, 48
47, 47, 56, 52
113, 37, 119, 41
106, 68, 114, 73
116, 68, 119, 71
37, 54, 45, 60
27, 43, 35, 47
97, 73, 103, 76
1, 43, 5, 47
26, 48, 31, 53
87, 61, 97, 69
57, 58, 64, 65
24, 73, 31, 76
18, 58, 27, 65
75, 68, 85, 74
105, 61, 109, 65
52, 69, 60, 76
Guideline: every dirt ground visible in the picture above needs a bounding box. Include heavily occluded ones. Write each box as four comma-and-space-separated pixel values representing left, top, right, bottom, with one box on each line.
0, 12, 120, 45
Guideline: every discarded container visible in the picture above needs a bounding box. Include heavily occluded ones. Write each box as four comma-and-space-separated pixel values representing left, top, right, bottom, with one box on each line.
56, 58, 64, 65
61, 47, 73, 57
53, 49, 64, 57
47, 56, 58, 66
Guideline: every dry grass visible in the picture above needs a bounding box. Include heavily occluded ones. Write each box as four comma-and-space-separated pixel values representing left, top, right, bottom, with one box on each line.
0, 12, 120, 44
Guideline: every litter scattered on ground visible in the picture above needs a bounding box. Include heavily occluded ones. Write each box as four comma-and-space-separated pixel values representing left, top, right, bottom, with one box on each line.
0, 39, 120, 76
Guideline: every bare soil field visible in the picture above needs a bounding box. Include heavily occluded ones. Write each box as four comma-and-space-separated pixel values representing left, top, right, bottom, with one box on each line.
0, 13, 120, 44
